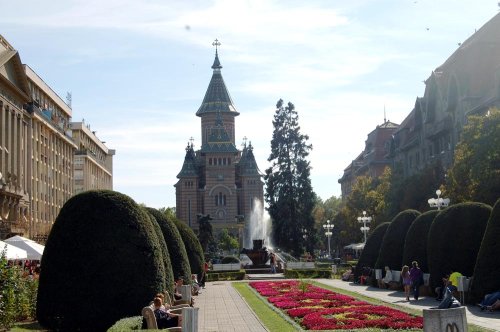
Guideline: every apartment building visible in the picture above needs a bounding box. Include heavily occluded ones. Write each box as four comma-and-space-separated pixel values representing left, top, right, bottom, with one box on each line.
71, 122, 115, 194
0, 34, 114, 242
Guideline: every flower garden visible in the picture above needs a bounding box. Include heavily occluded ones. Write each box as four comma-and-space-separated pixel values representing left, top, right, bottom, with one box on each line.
249, 280, 423, 330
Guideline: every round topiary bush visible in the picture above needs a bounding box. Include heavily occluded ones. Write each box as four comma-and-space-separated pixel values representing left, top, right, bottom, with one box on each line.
146, 207, 191, 284
221, 256, 240, 264
375, 209, 421, 270
143, 209, 173, 292
427, 202, 491, 296
172, 217, 204, 275
402, 210, 439, 273
37, 190, 166, 332
355, 222, 390, 280
470, 199, 500, 303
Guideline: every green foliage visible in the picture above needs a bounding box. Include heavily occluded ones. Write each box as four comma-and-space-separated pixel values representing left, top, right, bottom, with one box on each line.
402, 210, 439, 273
427, 202, 491, 295
197, 214, 215, 252
206, 271, 245, 281
146, 207, 191, 286
313, 195, 342, 252
221, 256, 240, 264
218, 229, 240, 252
354, 222, 390, 279
471, 199, 500, 303
172, 218, 204, 275
143, 209, 173, 291
265, 99, 315, 256
375, 210, 420, 270
36, 190, 166, 331
447, 108, 500, 206
283, 269, 332, 279
0, 252, 38, 329
106, 316, 143, 331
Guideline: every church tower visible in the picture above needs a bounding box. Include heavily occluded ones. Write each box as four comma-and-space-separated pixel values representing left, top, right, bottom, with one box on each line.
175, 40, 264, 246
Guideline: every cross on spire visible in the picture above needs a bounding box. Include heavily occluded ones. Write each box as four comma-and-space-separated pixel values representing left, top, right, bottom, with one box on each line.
189, 136, 194, 147
212, 39, 221, 53
242, 136, 247, 147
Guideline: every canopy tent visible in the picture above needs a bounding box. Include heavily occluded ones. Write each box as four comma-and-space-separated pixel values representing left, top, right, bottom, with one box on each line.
344, 243, 365, 251
0, 240, 28, 260
4, 235, 44, 260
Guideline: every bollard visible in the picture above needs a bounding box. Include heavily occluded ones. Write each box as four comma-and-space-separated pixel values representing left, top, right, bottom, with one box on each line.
181, 284, 192, 304
182, 307, 199, 332
423, 307, 467, 332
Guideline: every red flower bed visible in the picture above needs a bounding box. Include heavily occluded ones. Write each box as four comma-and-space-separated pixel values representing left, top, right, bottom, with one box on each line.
249, 280, 423, 330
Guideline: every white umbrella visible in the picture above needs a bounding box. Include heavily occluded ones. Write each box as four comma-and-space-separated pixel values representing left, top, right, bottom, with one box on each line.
4, 235, 44, 260
0, 240, 28, 260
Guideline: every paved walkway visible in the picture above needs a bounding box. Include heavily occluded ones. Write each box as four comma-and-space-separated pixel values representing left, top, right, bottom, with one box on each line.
195, 278, 500, 331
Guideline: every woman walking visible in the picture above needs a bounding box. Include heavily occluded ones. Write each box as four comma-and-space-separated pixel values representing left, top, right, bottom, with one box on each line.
401, 265, 411, 301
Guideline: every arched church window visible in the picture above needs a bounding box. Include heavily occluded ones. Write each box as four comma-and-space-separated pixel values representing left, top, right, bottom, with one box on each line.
223, 195, 226, 206
215, 195, 218, 206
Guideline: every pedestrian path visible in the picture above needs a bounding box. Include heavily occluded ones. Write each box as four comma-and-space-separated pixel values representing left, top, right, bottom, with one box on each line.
195, 278, 500, 331
316, 279, 500, 331
196, 280, 268, 332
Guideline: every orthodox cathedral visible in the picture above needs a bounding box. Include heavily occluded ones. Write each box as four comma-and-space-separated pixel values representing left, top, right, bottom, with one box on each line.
175, 42, 264, 244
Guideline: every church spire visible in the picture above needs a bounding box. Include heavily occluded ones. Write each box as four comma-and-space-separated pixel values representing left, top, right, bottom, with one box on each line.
196, 39, 239, 116
212, 39, 222, 70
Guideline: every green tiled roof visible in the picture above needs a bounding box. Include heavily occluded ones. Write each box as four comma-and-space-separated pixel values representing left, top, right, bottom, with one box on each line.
196, 52, 239, 116
200, 112, 238, 153
177, 143, 199, 178
238, 142, 262, 176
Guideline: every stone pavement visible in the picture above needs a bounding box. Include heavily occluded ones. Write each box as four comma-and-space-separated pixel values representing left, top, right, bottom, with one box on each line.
195, 280, 268, 332
194, 278, 500, 331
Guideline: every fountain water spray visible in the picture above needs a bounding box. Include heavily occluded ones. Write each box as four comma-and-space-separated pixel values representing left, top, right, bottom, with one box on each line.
244, 198, 272, 249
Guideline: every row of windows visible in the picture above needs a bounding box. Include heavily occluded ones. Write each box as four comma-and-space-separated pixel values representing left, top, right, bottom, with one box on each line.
208, 157, 231, 166
184, 181, 194, 188
215, 192, 227, 206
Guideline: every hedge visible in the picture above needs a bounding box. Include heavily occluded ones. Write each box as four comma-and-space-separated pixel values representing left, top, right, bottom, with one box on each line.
206, 271, 246, 281
146, 207, 191, 285
172, 218, 204, 275
427, 202, 491, 297
375, 210, 421, 270
144, 209, 173, 292
470, 199, 500, 303
354, 222, 390, 280
37, 190, 166, 331
402, 210, 439, 273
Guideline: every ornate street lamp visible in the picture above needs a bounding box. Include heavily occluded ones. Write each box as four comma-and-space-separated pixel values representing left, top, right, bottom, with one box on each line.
357, 211, 372, 244
323, 220, 334, 258
428, 189, 450, 210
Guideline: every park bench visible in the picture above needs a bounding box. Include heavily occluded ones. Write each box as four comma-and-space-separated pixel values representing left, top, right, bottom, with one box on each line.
142, 306, 199, 331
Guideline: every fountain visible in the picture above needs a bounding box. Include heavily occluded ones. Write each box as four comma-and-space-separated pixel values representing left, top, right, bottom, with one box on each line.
242, 239, 269, 267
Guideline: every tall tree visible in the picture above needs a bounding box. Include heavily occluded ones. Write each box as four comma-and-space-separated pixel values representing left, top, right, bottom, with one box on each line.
264, 99, 315, 256
197, 214, 214, 253
447, 108, 500, 205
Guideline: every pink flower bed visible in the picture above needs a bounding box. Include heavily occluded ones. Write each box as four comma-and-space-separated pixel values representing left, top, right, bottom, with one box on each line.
249, 280, 423, 330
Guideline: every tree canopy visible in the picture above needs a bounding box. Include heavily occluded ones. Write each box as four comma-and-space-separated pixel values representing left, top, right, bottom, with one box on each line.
265, 99, 315, 256
446, 108, 500, 205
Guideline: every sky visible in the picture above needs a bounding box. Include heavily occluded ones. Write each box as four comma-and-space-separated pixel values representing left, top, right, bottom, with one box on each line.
0, 0, 498, 208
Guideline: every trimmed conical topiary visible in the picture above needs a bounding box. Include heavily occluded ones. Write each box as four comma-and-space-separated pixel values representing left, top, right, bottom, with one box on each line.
355, 222, 390, 280
143, 209, 174, 293
37, 190, 166, 332
470, 199, 500, 303
146, 207, 191, 284
402, 210, 439, 273
375, 209, 421, 270
172, 218, 204, 275
427, 202, 491, 297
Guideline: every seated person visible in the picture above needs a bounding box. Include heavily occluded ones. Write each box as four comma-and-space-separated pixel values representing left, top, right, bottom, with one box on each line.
478, 291, 500, 310
487, 299, 500, 311
152, 297, 181, 329
191, 274, 201, 295
341, 267, 353, 281
378, 266, 393, 289
435, 273, 450, 301
174, 277, 184, 300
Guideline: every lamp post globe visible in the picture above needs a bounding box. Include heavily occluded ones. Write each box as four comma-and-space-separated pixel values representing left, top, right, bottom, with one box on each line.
428, 189, 450, 210
323, 220, 334, 258
357, 211, 371, 243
